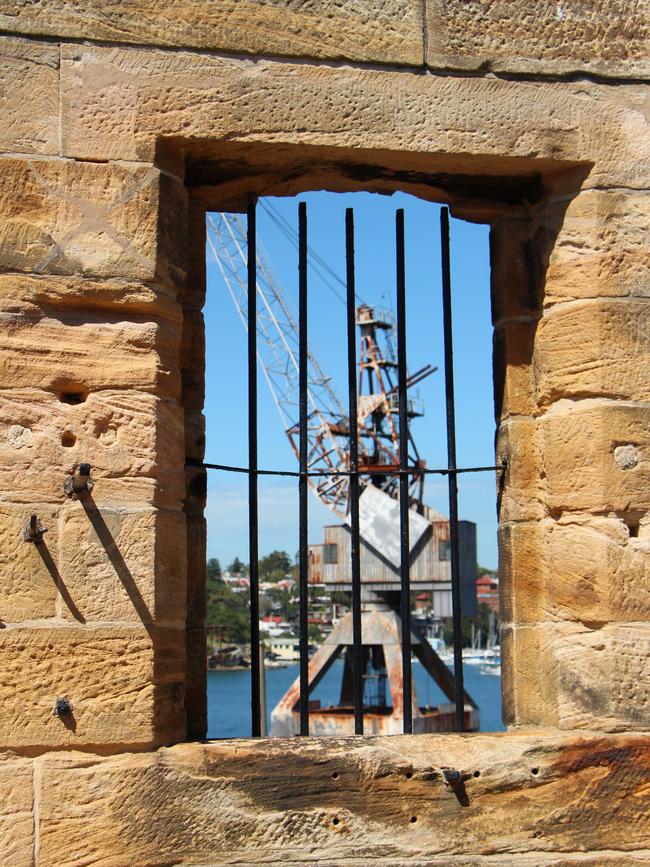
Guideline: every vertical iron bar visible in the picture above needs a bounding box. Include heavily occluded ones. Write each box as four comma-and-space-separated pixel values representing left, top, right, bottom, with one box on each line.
440, 206, 465, 733
395, 208, 413, 734
247, 194, 261, 738
298, 201, 310, 736
345, 208, 364, 735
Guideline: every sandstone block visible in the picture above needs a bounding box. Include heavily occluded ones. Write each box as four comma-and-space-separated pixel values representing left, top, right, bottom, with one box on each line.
0, 36, 59, 156
503, 622, 650, 731
0, 0, 423, 66
0, 272, 181, 320
183, 198, 207, 310
495, 416, 546, 523
500, 516, 650, 625
0, 389, 185, 508
0, 752, 33, 867
59, 503, 186, 624
37, 734, 650, 865
490, 215, 546, 323
493, 319, 538, 419
0, 157, 185, 286
544, 191, 650, 304
0, 503, 59, 622
426, 0, 650, 78
542, 402, 650, 515
180, 308, 205, 412
59, 45, 649, 191
0, 306, 181, 395
0, 625, 185, 749
535, 299, 650, 407
184, 409, 206, 463
498, 403, 650, 521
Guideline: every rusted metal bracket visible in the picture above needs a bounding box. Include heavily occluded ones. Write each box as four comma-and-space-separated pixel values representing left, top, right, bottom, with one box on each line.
63, 463, 94, 498
21, 514, 47, 543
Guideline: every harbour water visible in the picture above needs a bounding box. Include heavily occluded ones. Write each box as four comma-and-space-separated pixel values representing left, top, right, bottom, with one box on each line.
207, 658, 504, 738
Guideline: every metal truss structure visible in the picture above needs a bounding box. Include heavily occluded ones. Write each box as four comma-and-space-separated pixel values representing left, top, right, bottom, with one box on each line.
206, 208, 431, 520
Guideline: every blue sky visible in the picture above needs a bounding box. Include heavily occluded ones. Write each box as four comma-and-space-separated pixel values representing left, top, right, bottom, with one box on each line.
204, 191, 497, 570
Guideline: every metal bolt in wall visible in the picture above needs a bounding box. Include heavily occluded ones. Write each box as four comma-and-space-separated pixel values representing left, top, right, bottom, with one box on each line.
21, 514, 47, 543
63, 463, 94, 498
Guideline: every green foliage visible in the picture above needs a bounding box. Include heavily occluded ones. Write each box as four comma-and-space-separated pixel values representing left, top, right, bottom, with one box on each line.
207, 558, 222, 581
206, 574, 250, 644
308, 623, 322, 643
259, 549, 292, 580
227, 556, 247, 574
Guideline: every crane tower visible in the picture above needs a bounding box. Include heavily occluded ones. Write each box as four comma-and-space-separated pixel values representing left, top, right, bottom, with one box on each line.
207, 207, 478, 735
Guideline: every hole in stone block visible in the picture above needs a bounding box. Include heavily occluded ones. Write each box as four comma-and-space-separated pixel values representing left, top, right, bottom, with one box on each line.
410, 816, 417, 823
331, 771, 339, 780
58, 384, 89, 405
61, 431, 76, 448
531, 767, 539, 776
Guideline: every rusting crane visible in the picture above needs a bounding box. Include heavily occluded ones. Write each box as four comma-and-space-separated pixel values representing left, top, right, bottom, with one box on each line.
206, 209, 429, 518
206, 205, 478, 736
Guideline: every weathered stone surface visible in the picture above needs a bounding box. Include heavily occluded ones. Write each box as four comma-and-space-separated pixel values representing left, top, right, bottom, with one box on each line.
0, 157, 186, 286
0, 272, 180, 319
59, 45, 649, 191
0, 36, 59, 156
426, 0, 650, 78
544, 191, 650, 305
0, 503, 59, 622
0, 389, 185, 508
59, 503, 186, 624
491, 191, 650, 326
493, 319, 538, 419
500, 516, 650, 625
542, 401, 650, 515
0, 309, 181, 396
0, 625, 184, 749
180, 308, 205, 412
0, 0, 423, 66
37, 734, 650, 864
535, 299, 650, 407
504, 622, 650, 731
498, 402, 650, 521
0, 752, 33, 867
496, 415, 545, 523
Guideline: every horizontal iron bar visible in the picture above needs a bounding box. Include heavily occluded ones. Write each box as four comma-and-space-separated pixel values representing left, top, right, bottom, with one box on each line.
189, 460, 506, 477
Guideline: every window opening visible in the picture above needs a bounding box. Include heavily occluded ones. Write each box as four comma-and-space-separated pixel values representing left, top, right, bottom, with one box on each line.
203, 192, 504, 738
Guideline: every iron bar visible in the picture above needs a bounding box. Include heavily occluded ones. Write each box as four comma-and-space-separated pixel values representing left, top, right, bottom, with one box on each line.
440, 206, 465, 733
247, 195, 262, 738
298, 201, 309, 736
192, 461, 505, 478
395, 208, 413, 734
346, 208, 364, 735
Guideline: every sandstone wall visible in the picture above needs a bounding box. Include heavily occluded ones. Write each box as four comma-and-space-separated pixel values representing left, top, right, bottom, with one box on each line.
0, 1, 648, 863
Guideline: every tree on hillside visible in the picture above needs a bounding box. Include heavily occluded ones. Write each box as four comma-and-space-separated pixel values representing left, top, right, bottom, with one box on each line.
228, 556, 246, 574
259, 550, 292, 581
206, 579, 250, 645
207, 558, 222, 581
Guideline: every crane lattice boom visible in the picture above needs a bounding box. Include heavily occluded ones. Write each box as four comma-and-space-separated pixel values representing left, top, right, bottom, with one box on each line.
206, 209, 429, 519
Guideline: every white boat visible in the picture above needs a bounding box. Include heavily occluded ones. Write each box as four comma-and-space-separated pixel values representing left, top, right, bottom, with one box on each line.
480, 661, 501, 676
